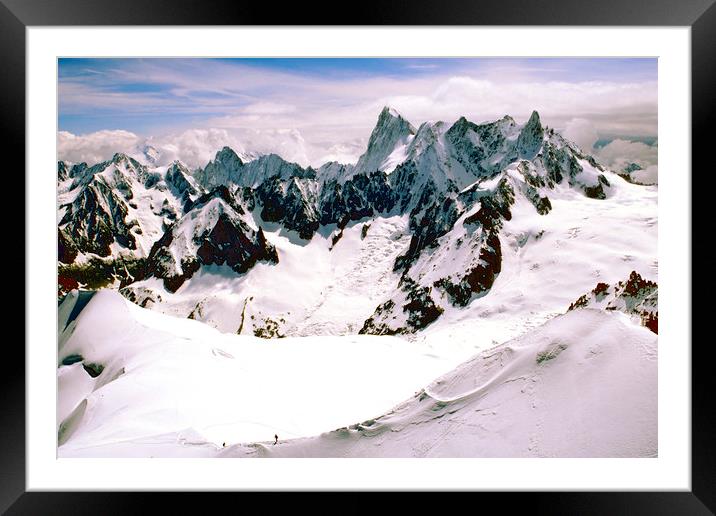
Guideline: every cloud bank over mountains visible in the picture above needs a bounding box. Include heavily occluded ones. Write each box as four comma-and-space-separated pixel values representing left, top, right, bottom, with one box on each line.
563, 118, 658, 184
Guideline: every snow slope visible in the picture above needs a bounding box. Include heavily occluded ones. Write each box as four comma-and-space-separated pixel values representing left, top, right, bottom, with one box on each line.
219, 309, 657, 458
57, 289, 459, 457
58, 290, 657, 458
123, 214, 413, 337
413, 176, 657, 353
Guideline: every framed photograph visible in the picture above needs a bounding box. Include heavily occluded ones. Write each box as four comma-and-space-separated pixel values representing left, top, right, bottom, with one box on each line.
6, 0, 714, 512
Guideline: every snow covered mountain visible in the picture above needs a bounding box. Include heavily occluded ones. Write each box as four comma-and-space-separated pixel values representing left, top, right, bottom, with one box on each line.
58, 107, 653, 340
134, 186, 278, 293
58, 153, 203, 263
56, 107, 658, 458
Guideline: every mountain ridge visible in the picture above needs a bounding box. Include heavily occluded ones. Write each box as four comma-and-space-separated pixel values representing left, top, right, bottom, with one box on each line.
58, 107, 646, 337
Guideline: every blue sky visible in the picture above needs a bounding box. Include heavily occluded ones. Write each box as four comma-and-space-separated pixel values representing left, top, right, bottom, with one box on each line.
58, 57, 658, 169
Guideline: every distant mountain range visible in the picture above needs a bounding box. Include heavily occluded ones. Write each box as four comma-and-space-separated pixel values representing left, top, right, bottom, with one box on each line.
57, 107, 652, 337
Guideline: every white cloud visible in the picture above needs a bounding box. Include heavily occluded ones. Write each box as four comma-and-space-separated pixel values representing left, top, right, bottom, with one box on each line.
562, 118, 600, 153
556, 118, 658, 184
58, 127, 316, 170
146, 129, 250, 168
596, 138, 658, 169
59, 64, 658, 170
57, 130, 142, 165
630, 165, 658, 185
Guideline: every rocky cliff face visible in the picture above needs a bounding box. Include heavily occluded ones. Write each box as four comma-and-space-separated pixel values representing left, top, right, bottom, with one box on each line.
59, 179, 139, 258
138, 187, 278, 292
58, 153, 208, 263
352, 106, 416, 176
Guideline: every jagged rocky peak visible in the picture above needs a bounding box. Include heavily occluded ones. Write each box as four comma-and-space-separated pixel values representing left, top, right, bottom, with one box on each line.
185, 184, 244, 215
377, 105, 413, 127
517, 110, 544, 159
208, 146, 245, 176
525, 110, 541, 128
97, 152, 150, 186
317, 161, 354, 183
111, 152, 137, 166
404, 120, 446, 160
445, 116, 473, 136
165, 160, 196, 188
216, 145, 243, 165
167, 159, 191, 175
353, 106, 417, 175
194, 146, 245, 189
165, 160, 201, 208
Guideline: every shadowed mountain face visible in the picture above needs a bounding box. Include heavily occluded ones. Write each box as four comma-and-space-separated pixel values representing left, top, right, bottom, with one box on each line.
58, 108, 623, 332
137, 187, 279, 293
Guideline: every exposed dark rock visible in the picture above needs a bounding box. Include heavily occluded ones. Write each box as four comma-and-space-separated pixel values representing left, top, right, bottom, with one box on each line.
360, 278, 444, 335
445, 115, 520, 179
642, 311, 658, 334
403, 283, 444, 330
330, 229, 343, 248
256, 176, 321, 240
514, 161, 552, 215
353, 106, 416, 175
194, 146, 244, 189
318, 172, 396, 231
119, 285, 163, 308
568, 294, 590, 311
184, 185, 244, 215
161, 257, 201, 293
583, 175, 610, 200
58, 161, 69, 182
621, 270, 657, 298
446, 117, 490, 176
593, 282, 610, 297
82, 362, 104, 378
60, 354, 83, 366
463, 179, 515, 231
567, 271, 658, 333
434, 231, 503, 307
361, 224, 371, 240
58, 229, 78, 264
393, 180, 458, 270
623, 162, 643, 174
237, 186, 256, 211
197, 213, 278, 273
58, 257, 147, 297
164, 161, 199, 210
59, 180, 138, 257
359, 300, 397, 335
253, 317, 284, 339
142, 207, 278, 293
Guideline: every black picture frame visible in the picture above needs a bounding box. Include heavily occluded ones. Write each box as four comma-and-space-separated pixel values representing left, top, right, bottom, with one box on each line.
3, 0, 714, 513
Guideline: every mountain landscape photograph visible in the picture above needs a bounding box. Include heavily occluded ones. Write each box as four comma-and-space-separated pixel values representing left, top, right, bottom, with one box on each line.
57, 57, 658, 458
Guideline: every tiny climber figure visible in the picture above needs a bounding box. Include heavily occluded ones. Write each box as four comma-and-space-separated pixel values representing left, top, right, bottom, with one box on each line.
274, 434, 278, 445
